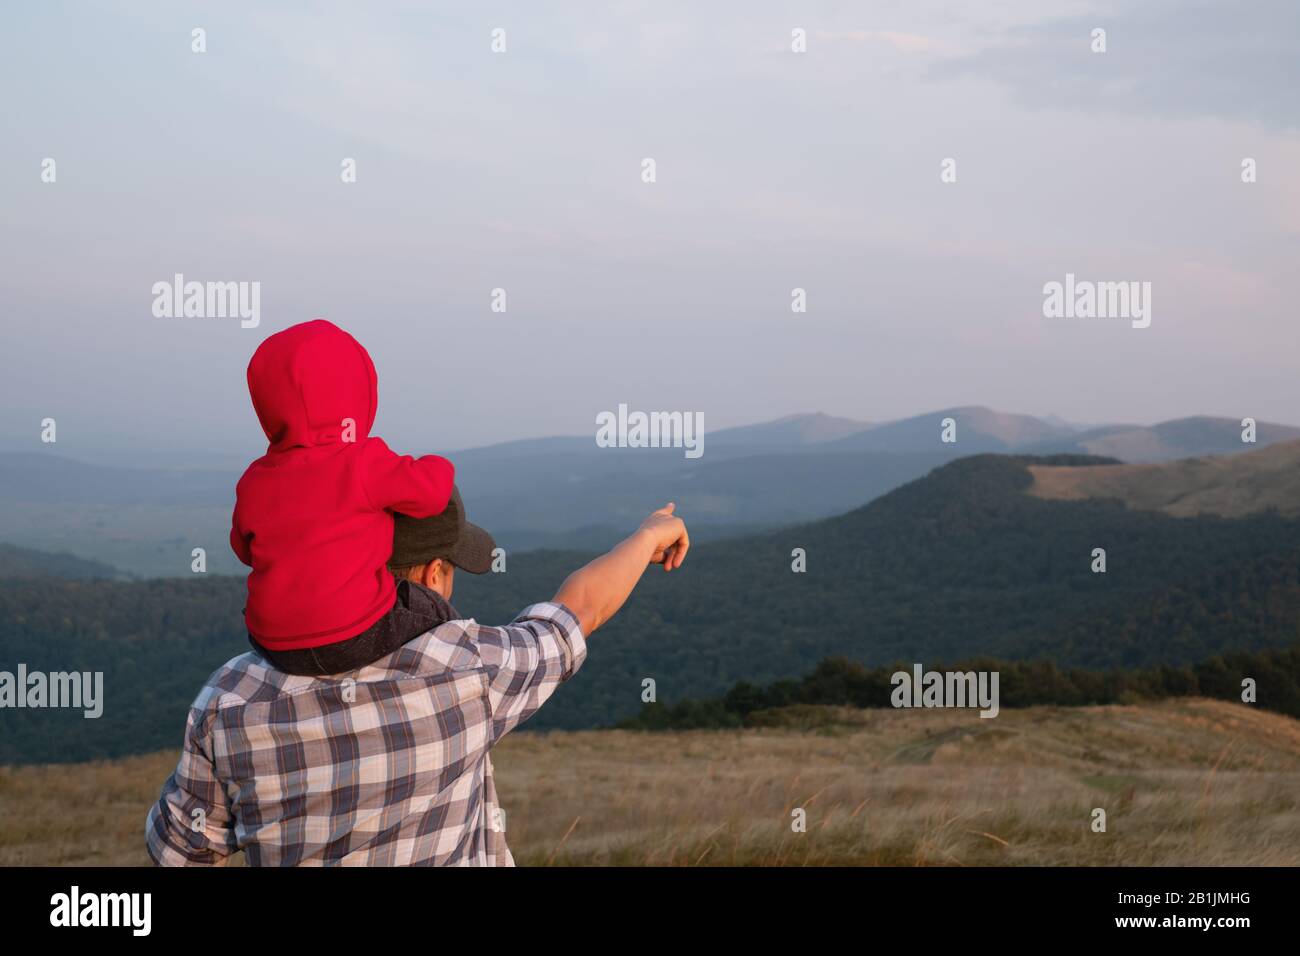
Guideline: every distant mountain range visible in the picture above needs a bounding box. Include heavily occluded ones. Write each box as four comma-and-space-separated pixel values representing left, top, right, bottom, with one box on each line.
825, 406, 1073, 453
1, 407, 1296, 577
1018, 415, 1300, 462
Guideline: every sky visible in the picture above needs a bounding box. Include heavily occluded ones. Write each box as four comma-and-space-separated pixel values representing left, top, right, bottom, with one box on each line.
1, 0, 1297, 468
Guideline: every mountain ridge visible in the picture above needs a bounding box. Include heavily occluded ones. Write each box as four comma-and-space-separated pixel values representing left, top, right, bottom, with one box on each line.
4, 407, 1297, 578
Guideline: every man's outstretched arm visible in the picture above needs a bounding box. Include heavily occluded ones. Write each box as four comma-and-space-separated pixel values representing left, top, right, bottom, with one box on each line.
554, 503, 690, 637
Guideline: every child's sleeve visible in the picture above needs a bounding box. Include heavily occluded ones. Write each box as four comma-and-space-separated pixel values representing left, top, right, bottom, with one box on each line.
361, 438, 455, 517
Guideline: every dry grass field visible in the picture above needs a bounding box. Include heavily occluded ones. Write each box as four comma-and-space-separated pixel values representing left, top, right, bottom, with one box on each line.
1026, 439, 1300, 518
2, 698, 1297, 866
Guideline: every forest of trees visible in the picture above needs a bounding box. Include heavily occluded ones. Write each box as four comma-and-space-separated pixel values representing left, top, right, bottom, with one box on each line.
0, 543, 122, 581
616, 647, 1300, 730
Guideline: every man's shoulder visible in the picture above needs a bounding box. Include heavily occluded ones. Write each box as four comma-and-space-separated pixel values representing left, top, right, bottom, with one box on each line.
388, 617, 485, 672
409, 602, 580, 646
189, 651, 319, 714
399, 601, 583, 663
186, 602, 582, 714
188, 622, 480, 714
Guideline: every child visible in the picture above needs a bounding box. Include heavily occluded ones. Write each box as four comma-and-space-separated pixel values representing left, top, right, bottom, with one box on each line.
230, 319, 455, 675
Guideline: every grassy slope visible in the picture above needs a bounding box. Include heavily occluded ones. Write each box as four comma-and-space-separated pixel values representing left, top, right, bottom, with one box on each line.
3, 698, 1297, 866
1027, 438, 1300, 518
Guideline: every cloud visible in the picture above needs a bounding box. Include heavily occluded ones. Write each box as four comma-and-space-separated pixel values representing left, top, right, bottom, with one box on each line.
814, 29, 949, 54
935, 0, 1300, 130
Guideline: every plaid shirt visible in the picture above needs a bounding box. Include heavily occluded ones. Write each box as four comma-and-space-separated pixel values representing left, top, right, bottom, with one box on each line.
146, 602, 585, 866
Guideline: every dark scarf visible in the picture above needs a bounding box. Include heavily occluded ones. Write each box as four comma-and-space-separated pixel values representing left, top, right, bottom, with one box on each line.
250, 578, 460, 677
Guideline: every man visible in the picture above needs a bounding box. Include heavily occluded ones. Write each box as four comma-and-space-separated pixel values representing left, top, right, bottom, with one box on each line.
145, 488, 689, 866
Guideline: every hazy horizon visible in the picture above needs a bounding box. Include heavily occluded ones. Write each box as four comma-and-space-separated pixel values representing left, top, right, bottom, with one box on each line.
1, 403, 1295, 471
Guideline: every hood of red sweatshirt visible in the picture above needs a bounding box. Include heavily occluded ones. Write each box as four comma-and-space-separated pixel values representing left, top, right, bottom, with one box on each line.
246, 319, 379, 453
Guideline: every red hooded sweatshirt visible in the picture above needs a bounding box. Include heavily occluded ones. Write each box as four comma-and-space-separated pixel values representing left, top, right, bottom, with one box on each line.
231, 320, 455, 650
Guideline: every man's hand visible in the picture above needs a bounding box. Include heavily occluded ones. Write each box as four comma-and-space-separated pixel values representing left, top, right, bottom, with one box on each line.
553, 503, 691, 636
638, 502, 690, 572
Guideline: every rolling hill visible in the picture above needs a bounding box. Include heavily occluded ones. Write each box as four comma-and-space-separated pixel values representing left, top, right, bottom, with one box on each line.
826, 406, 1076, 454
827, 408, 1300, 462
1027, 439, 1300, 518
1020, 416, 1300, 462
705, 411, 873, 448
0, 543, 122, 581
4, 445, 1299, 762
460, 451, 1300, 732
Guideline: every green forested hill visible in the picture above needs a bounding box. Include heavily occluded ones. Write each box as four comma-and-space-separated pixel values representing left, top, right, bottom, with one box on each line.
3, 453, 1299, 763
615, 649, 1300, 730
457, 453, 1300, 730
0, 543, 123, 581
0, 576, 248, 763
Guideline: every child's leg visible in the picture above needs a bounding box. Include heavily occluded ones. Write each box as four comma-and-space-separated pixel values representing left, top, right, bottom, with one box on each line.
248, 581, 456, 676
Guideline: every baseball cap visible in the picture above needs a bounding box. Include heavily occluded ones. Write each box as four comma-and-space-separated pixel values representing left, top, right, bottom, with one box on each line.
388, 485, 497, 574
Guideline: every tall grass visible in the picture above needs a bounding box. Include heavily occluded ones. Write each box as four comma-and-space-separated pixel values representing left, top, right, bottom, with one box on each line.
1, 698, 1296, 866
